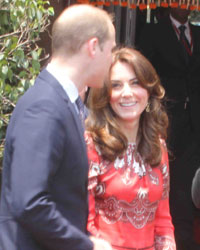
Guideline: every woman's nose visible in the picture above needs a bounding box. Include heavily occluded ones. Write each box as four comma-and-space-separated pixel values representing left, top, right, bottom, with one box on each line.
122, 83, 132, 97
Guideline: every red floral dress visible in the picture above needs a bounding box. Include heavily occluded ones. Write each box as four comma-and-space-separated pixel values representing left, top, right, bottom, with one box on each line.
85, 133, 176, 250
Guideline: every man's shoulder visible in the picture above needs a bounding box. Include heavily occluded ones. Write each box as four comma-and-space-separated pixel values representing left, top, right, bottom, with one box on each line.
36, 68, 56, 85
190, 23, 200, 36
14, 69, 70, 117
156, 16, 172, 29
34, 69, 71, 104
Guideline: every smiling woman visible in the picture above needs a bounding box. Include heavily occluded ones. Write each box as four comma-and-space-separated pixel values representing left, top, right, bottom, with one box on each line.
109, 60, 149, 136
85, 47, 176, 250
86, 47, 167, 166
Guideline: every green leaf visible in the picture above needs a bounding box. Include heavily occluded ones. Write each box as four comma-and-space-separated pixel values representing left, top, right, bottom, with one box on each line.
0, 11, 9, 26
5, 84, 11, 93
24, 80, 31, 91
36, 9, 42, 20
20, 79, 26, 87
30, 6, 36, 18
31, 51, 38, 60
30, 79, 35, 86
23, 60, 29, 69
19, 70, 27, 78
37, 48, 43, 57
14, 49, 25, 63
31, 59, 40, 72
48, 7, 54, 16
10, 37, 18, 50
0, 120, 3, 129
7, 68, 13, 82
2, 65, 8, 75
0, 53, 4, 61
5, 38, 11, 48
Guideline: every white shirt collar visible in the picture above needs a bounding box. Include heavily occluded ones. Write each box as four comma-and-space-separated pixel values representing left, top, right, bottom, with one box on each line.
46, 63, 78, 104
170, 14, 189, 30
169, 14, 191, 42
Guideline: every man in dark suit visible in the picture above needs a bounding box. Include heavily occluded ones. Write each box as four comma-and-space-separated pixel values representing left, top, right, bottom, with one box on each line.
0, 4, 116, 250
138, 5, 200, 250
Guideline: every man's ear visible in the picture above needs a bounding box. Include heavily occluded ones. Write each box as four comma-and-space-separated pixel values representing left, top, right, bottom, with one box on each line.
87, 37, 99, 58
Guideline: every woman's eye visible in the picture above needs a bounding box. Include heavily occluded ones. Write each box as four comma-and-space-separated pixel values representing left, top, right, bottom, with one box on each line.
130, 80, 139, 85
111, 82, 121, 88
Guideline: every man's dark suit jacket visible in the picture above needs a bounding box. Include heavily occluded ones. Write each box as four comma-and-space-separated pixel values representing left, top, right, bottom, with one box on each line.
0, 69, 93, 250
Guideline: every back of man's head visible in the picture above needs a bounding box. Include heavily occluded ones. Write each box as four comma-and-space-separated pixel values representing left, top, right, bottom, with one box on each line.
51, 4, 113, 57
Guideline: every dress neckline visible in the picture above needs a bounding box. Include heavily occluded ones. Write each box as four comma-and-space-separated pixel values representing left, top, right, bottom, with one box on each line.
128, 142, 136, 146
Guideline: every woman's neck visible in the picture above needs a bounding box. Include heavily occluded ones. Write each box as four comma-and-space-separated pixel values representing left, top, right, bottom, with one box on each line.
117, 119, 139, 143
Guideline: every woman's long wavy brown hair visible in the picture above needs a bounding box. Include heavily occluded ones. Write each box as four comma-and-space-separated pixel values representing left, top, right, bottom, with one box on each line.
86, 47, 168, 167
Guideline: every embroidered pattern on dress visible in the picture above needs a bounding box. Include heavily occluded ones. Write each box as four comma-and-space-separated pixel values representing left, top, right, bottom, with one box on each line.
93, 143, 160, 186
155, 235, 176, 250
86, 133, 162, 187
88, 160, 112, 192
114, 143, 146, 179
95, 193, 159, 229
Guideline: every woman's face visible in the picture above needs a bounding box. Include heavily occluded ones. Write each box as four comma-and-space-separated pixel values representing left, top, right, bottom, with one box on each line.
109, 61, 149, 126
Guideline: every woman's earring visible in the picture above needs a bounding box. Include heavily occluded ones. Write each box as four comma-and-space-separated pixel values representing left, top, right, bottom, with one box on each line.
146, 102, 150, 112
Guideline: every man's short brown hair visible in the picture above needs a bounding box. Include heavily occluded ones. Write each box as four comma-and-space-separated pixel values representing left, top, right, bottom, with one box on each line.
51, 4, 114, 56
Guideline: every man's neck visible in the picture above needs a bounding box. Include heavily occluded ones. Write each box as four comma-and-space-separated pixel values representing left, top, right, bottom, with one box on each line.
49, 57, 86, 93
170, 14, 188, 26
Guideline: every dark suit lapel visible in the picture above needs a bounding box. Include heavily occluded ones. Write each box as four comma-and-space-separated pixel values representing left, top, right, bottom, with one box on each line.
190, 24, 196, 53
37, 69, 86, 146
189, 24, 200, 67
